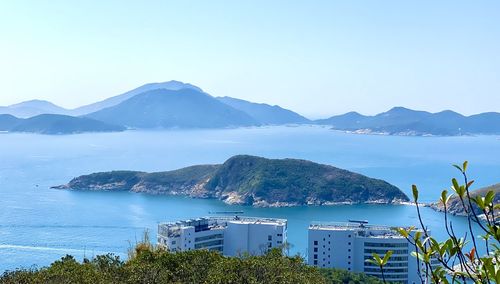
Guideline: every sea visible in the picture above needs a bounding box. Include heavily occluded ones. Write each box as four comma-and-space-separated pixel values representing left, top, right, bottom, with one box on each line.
0, 125, 498, 271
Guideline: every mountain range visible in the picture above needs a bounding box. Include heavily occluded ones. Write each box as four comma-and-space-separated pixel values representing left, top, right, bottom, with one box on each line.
1, 80, 499, 135
316, 107, 500, 136
53, 155, 409, 207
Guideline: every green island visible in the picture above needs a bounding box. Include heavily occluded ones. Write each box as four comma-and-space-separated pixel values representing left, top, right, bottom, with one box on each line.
53, 155, 409, 207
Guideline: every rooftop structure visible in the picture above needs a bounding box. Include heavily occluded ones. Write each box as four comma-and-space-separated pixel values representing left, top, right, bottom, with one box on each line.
158, 216, 287, 257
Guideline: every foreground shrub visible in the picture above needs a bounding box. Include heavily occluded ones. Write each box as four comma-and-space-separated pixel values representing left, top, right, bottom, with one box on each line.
1, 246, 378, 284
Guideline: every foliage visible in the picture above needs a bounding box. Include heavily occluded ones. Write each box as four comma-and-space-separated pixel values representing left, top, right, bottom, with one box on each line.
319, 268, 383, 284
2, 243, 376, 284
397, 162, 499, 283
365, 251, 393, 283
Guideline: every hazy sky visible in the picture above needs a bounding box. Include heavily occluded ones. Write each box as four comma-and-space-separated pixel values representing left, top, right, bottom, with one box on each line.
1, 0, 499, 118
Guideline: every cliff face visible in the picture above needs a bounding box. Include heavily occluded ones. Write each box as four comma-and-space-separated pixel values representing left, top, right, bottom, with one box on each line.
54, 155, 409, 207
430, 183, 499, 216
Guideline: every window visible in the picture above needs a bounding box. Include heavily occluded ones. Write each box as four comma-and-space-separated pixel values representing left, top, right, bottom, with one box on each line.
268, 242, 272, 248
348, 242, 351, 245
195, 234, 223, 242
277, 233, 283, 237
313, 260, 318, 265
328, 241, 330, 244
323, 238, 325, 241
268, 235, 272, 241
348, 249, 351, 252
348, 235, 351, 238
172, 241, 176, 245
328, 234, 331, 237
348, 262, 351, 265
314, 254, 318, 259
314, 241, 318, 246
314, 248, 318, 252
348, 256, 351, 259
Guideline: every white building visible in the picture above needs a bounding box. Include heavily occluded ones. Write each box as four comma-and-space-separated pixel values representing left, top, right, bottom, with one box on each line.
158, 216, 287, 256
308, 221, 426, 284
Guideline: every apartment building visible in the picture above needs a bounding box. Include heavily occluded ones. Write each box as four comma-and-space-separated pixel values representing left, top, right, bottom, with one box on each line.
308, 221, 426, 284
158, 216, 287, 256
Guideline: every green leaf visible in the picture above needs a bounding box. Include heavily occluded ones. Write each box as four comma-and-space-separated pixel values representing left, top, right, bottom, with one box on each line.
381, 251, 393, 265
440, 190, 450, 206
412, 184, 419, 202
462, 161, 468, 172
397, 228, 409, 238
451, 178, 460, 191
485, 190, 495, 206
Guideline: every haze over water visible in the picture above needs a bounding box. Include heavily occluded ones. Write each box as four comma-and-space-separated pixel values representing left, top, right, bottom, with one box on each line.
0, 125, 498, 271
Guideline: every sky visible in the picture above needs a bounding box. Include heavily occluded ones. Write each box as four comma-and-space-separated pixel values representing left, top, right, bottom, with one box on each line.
0, 0, 499, 118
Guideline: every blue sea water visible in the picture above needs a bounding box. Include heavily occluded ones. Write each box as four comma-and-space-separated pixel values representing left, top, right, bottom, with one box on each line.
0, 126, 498, 271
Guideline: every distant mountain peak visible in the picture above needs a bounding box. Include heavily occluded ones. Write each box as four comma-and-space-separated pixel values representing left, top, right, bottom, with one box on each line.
9, 99, 65, 109
144, 80, 203, 93
71, 80, 204, 115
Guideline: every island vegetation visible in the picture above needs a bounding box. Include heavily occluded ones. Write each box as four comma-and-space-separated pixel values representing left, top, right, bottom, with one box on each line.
53, 155, 409, 207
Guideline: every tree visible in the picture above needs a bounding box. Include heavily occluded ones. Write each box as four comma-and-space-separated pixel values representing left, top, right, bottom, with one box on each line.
398, 162, 499, 283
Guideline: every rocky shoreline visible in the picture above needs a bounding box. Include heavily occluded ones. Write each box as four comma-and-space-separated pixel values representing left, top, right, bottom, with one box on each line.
53, 155, 410, 207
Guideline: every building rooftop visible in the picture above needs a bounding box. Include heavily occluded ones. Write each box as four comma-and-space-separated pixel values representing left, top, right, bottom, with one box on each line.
308, 221, 414, 238
159, 216, 287, 237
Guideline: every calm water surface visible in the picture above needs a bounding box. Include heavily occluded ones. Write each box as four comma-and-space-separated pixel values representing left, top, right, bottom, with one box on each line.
0, 126, 498, 271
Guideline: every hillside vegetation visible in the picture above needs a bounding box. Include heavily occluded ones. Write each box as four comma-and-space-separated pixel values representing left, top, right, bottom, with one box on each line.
0, 244, 382, 284
54, 155, 409, 207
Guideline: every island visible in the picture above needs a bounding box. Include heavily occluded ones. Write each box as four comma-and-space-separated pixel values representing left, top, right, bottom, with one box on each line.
53, 155, 409, 207
0, 114, 125, 134
430, 183, 499, 216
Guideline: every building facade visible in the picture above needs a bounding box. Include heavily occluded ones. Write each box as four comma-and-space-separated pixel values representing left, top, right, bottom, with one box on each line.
308, 221, 426, 284
158, 216, 287, 256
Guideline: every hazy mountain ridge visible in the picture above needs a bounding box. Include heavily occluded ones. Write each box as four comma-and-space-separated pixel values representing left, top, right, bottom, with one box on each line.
86, 88, 259, 129
0, 100, 71, 118
0, 114, 124, 134
2, 81, 499, 135
217, 96, 310, 124
53, 155, 409, 207
71, 80, 203, 115
317, 107, 500, 136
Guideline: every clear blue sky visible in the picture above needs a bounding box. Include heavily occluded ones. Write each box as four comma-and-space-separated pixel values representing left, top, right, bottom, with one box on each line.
0, 0, 499, 118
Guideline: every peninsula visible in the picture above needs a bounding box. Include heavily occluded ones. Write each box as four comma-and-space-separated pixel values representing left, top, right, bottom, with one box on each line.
53, 155, 409, 207
430, 183, 499, 216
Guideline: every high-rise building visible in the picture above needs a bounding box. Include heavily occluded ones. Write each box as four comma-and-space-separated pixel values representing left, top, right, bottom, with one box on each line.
308, 221, 426, 284
158, 216, 287, 256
